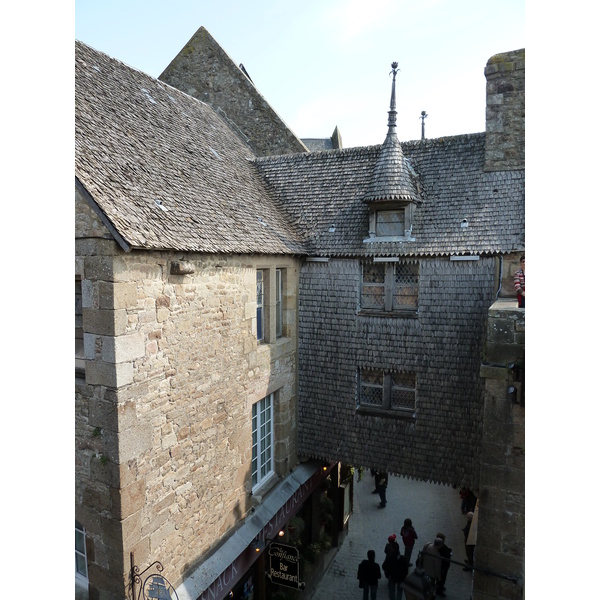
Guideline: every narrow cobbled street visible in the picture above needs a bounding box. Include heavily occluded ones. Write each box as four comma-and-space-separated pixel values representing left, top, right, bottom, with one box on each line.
306, 472, 474, 600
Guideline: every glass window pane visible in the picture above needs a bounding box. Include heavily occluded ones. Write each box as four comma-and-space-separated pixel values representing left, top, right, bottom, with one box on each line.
362, 263, 386, 309
376, 210, 404, 236
393, 263, 419, 309
75, 530, 86, 553
76, 553, 88, 577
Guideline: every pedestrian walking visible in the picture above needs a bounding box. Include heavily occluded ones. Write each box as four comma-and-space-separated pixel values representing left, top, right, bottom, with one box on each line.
375, 471, 388, 508
385, 553, 408, 600
357, 550, 382, 600
462, 512, 475, 571
400, 518, 418, 564
435, 532, 452, 597
384, 534, 400, 564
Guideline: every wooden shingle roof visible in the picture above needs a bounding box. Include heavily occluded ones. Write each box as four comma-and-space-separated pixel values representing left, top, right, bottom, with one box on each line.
75, 41, 307, 255
255, 134, 524, 257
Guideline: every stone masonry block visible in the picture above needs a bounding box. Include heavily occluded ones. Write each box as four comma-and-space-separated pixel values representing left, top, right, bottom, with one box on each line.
89, 398, 119, 432
86, 360, 134, 388
110, 478, 146, 519
118, 423, 154, 463
487, 319, 516, 345
102, 332, 146, 364
83, 308, 128, 336
99, 281, 138, 310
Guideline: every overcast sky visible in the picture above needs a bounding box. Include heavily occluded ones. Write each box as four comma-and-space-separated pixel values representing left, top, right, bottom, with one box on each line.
75, 0, 526, 147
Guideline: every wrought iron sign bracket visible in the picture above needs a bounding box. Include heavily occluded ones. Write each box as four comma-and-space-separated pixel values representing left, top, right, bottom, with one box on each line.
131, 553, 179, 600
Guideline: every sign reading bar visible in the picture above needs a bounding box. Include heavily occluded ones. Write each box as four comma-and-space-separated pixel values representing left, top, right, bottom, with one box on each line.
267, 543, 302, 590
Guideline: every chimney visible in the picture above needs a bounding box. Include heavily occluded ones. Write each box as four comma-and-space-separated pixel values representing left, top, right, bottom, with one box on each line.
484, 49, 525, 171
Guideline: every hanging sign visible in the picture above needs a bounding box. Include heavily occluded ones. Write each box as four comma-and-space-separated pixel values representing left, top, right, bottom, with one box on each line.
267, 542, 302, 590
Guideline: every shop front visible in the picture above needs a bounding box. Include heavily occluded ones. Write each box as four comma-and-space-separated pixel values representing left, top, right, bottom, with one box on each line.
176, 461, 345, 600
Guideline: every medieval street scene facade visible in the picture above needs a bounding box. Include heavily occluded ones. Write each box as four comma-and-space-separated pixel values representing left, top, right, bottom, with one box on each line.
75, 23, 524, 600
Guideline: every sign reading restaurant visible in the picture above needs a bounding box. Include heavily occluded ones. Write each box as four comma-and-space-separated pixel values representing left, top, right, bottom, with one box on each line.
267, 543, 302, 590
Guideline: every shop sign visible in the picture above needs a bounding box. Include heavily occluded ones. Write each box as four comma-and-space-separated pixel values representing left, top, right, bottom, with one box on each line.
267, 543, 302, 590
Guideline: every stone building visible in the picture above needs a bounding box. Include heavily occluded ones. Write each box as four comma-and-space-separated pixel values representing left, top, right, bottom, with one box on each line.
75, 31, 524, 600
76, 40, 341, 600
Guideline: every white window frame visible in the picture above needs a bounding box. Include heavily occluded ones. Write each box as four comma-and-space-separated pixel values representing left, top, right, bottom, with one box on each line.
75, 521, 89, 584
275, 269, 283, 338
257, 270, 264, 342
252, 393, 274, 489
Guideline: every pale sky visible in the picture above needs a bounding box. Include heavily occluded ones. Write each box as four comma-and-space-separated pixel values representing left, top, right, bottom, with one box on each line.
75, 0, 526, 147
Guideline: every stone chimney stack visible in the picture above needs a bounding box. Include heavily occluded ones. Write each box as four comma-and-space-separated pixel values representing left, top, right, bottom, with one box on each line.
484, 49, 525, 171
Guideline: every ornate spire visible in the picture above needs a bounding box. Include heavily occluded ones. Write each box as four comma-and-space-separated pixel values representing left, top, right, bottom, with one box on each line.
363, 62, 419, 204
387, 62, 399, 137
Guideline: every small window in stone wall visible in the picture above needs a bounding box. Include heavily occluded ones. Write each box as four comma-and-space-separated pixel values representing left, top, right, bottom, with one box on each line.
75, 277, 85, 375
358, 368, 416, 415
252, 393, 274, 489
276, 268, 283, 338
257, 270, 264, 342
75, 520, 88, 583
361, 261, 419, 313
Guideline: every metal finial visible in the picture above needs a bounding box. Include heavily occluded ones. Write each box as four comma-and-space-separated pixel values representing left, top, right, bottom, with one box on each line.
420, 111, 428, 140
387, 62, 400, 133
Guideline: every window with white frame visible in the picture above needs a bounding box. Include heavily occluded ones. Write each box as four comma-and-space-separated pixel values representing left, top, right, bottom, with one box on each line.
361, 260, 419, 312
75, 520, 88, 583
358, 368, 416, 414
257, 270, 264, 342
252, 394, 274, 488
275, 269, 283, 338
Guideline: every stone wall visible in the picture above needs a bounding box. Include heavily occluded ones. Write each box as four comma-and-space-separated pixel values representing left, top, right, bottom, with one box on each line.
76, 192, 301, 599
476, 299, 525, 600
484, 49, 525, 172
159, 26, 308, 158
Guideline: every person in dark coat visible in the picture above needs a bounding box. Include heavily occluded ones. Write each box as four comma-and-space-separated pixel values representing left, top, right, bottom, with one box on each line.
375, 471, 389, 508
435, 532, 452, 597
386, 553, 409, 600
358, 549, 382, 600
384, 534, 400, 565
400, 518, 418, 564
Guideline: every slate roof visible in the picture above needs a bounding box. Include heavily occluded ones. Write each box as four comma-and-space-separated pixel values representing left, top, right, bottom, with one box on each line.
255, 134, 524, 257
75, 41, 307, 255
362, 131, 420, 203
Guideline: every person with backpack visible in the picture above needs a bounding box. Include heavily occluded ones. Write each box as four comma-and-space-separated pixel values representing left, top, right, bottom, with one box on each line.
400, 518, 419, 565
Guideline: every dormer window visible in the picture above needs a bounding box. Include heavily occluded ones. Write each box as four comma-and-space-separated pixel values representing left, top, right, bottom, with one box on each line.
376, 209, 404, 237
367, 202, 414, 241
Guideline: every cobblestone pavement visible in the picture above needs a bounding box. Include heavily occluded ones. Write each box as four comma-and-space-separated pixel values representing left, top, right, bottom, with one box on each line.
306, 472, 474, 600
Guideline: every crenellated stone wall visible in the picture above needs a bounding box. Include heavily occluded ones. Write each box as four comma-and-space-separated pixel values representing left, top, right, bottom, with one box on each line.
476, 299, 525, 600
484, 49, 525, 172
76, 190, 301, 599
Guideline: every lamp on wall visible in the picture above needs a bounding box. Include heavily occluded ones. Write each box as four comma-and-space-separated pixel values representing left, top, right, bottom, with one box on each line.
253, 529, 285, 552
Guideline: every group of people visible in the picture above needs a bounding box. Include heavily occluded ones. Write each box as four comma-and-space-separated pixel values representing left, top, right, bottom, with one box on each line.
357, 513, 476, 599
356, 518, 418, 600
